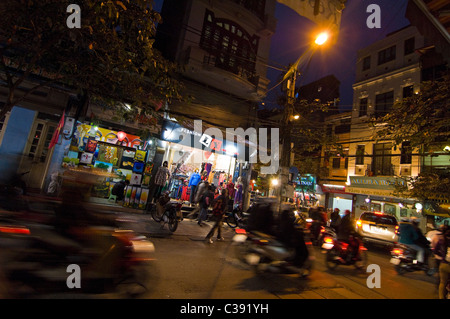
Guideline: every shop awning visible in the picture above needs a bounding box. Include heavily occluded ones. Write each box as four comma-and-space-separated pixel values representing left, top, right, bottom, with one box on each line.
424, 201, 450, 218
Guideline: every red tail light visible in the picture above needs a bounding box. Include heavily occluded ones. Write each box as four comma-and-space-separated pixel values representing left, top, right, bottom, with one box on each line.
0, 226, 30, 235
235, 228, 246, 234
392, 248, 403, 255
324, 237, 334, 244
320, 226, 325, 233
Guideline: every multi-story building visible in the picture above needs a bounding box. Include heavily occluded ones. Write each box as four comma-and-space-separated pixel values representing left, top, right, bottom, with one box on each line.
155, 0, 277, 129
155, 0, 278, 209
346, 25, 426, 221
345, 23, 449, 230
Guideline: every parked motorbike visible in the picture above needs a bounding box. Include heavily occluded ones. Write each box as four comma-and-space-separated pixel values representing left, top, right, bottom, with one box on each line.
225, 205, 248, 229
322, 235, 368, 271
232, 228, 314, 277
150, 198, 183, 233
390, 243, 436, 276
0, 220, 155, 298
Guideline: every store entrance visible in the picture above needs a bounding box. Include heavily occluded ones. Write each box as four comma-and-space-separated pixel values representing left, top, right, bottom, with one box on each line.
163, 143, 237, 204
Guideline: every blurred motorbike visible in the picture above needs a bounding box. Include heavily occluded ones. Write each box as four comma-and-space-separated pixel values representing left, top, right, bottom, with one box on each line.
318, 225, 337, 249
390, 243, 435, 276
322, 234, 368, 271
0, 219, 155, 298
233, 228, 314, 277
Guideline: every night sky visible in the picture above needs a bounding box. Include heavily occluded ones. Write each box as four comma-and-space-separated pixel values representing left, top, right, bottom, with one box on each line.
153, 0, 411, 112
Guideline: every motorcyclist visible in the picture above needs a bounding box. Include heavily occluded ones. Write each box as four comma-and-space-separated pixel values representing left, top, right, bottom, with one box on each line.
411, 218, 431, 264
330, 208, 341, 232
246, 198, 277, 236
398, 218, 425, 266
337, 209, 361, 261
278, 207, 309, 270
310, 206, 327, 243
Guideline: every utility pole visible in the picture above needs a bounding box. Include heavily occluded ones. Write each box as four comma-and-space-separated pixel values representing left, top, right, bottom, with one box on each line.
278, 69, 297, 210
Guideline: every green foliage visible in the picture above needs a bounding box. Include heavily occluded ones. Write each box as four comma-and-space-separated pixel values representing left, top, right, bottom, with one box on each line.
371, 75, 450, 151
0, 0, 183, 120
371, 75, 450, 201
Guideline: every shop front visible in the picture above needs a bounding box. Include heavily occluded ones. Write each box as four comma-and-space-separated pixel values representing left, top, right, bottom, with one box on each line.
159, 120, 248, 206
59, 123, 157, 209
346, 175, 421, 221
320, 184, 353, 214
292, 174, 320, 208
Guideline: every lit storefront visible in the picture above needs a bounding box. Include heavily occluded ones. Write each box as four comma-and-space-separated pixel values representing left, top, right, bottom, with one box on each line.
160, 120, 247, 203
320, 184, 353, 213
291, 174, 320, 207
61, 123, 157, 209
346, 176, 419, 220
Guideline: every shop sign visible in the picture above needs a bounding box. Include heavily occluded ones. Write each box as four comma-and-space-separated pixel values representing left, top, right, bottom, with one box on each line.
76, 124, 141, 149
348, 176, 406, 190
161, 120, 246, 158
345, 187, 394, 197
294, 175, 316, 192
321, 184, 348, 194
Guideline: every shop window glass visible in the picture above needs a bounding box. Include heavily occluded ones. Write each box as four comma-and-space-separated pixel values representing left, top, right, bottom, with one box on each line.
384, 203, 396, 216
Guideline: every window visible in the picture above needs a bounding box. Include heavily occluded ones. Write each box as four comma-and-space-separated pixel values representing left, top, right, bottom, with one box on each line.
200, 10, 259, 84
26, 120, 56, 163
332, 158, 340, 169
359, 97, 368, 117
372, 143, 392, 176
400, 141, 412, 164
402, 85, 414, 99
375, 91, 394, 117
362, 56, 371, 71
378, 45, 396, 65
404, 37, 415, 55
356, 145, 365, 165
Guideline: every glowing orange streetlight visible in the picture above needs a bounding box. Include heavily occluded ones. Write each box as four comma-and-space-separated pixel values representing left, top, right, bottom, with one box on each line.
315, 31, 329, 46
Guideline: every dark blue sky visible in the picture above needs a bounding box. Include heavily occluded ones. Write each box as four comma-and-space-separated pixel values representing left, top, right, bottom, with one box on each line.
153, 0, 411, 111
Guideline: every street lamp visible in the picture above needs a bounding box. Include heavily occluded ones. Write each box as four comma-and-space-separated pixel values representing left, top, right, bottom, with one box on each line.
278, 31, 330, 209
315, 32, 329, 46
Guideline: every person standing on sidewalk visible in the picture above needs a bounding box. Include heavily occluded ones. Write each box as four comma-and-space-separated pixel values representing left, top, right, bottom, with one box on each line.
205, 189, 227, 243
152, 161, 171, 202
197, 184, 213, 226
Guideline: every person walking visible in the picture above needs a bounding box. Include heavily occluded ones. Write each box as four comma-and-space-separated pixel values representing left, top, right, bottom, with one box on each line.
434, 227, 450, 299
205, 189, 227, 243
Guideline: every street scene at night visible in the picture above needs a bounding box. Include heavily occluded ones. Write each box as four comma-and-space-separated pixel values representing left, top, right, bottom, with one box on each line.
0, 0, 449, 307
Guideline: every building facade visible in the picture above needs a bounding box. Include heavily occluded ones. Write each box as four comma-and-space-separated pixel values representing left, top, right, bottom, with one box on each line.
346, 25, 448, 229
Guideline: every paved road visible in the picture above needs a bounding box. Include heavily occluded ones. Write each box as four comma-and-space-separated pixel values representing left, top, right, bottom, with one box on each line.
118, 213, 439, 300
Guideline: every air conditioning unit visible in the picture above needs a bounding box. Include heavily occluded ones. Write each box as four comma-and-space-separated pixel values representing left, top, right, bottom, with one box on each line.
355, 166, 365, 175
400, 166, 411, 176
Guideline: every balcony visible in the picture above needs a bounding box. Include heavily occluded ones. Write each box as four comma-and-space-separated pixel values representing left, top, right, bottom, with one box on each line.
181, 46, 268, 101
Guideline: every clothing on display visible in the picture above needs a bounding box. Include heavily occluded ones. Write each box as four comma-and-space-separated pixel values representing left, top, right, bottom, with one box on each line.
234, 184, 243, 204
